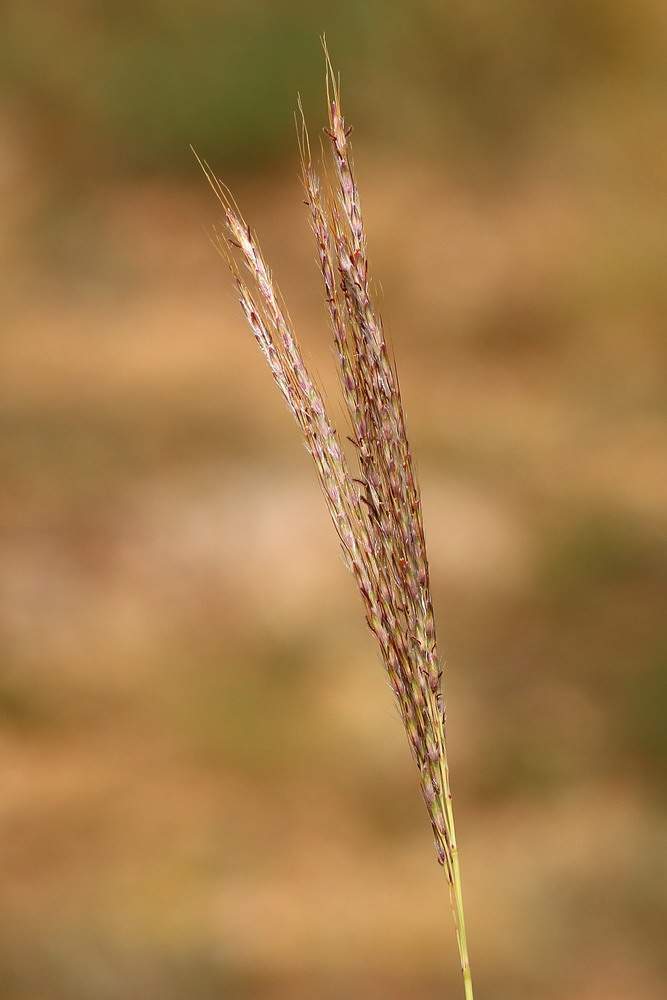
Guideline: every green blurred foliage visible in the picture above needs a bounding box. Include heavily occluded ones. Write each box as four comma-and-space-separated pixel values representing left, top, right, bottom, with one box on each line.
0, 0, 377, 172
381, 0, 665, 148
623, 647, 667, 788
539, 509, 664, 600
1, 0, 665, 173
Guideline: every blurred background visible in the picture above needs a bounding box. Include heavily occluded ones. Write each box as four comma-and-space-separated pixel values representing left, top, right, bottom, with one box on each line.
1, 2, 666, 999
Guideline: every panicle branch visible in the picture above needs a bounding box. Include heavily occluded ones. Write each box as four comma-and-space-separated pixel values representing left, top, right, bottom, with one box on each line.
199, 51, 474, 998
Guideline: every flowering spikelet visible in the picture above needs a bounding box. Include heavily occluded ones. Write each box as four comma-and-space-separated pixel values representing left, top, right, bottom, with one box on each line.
198, 50, 474, 1000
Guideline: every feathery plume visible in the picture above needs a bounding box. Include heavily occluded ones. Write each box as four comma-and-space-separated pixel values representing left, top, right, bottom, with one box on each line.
198, 49, 474, 1000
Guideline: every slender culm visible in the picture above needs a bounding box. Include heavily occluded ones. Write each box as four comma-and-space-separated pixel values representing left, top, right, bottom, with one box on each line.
198, 51, 474, 1000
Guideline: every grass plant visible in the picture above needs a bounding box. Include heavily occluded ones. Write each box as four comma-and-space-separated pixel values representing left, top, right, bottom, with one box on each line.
198, 51, 475, 1000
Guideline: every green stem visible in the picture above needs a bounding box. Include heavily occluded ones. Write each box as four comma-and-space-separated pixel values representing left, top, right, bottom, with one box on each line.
450, 843, 474, 1000
437, 747, 474, 1000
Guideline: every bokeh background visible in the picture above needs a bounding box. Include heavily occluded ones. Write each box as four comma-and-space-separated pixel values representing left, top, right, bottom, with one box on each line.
1, 3, 666, 999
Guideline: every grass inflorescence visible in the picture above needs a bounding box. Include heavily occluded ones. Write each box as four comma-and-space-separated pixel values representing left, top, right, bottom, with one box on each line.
198, 50, 474, 1000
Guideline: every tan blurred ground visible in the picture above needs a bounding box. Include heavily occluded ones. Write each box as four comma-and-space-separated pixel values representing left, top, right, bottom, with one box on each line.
1, 5, 667, 1000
